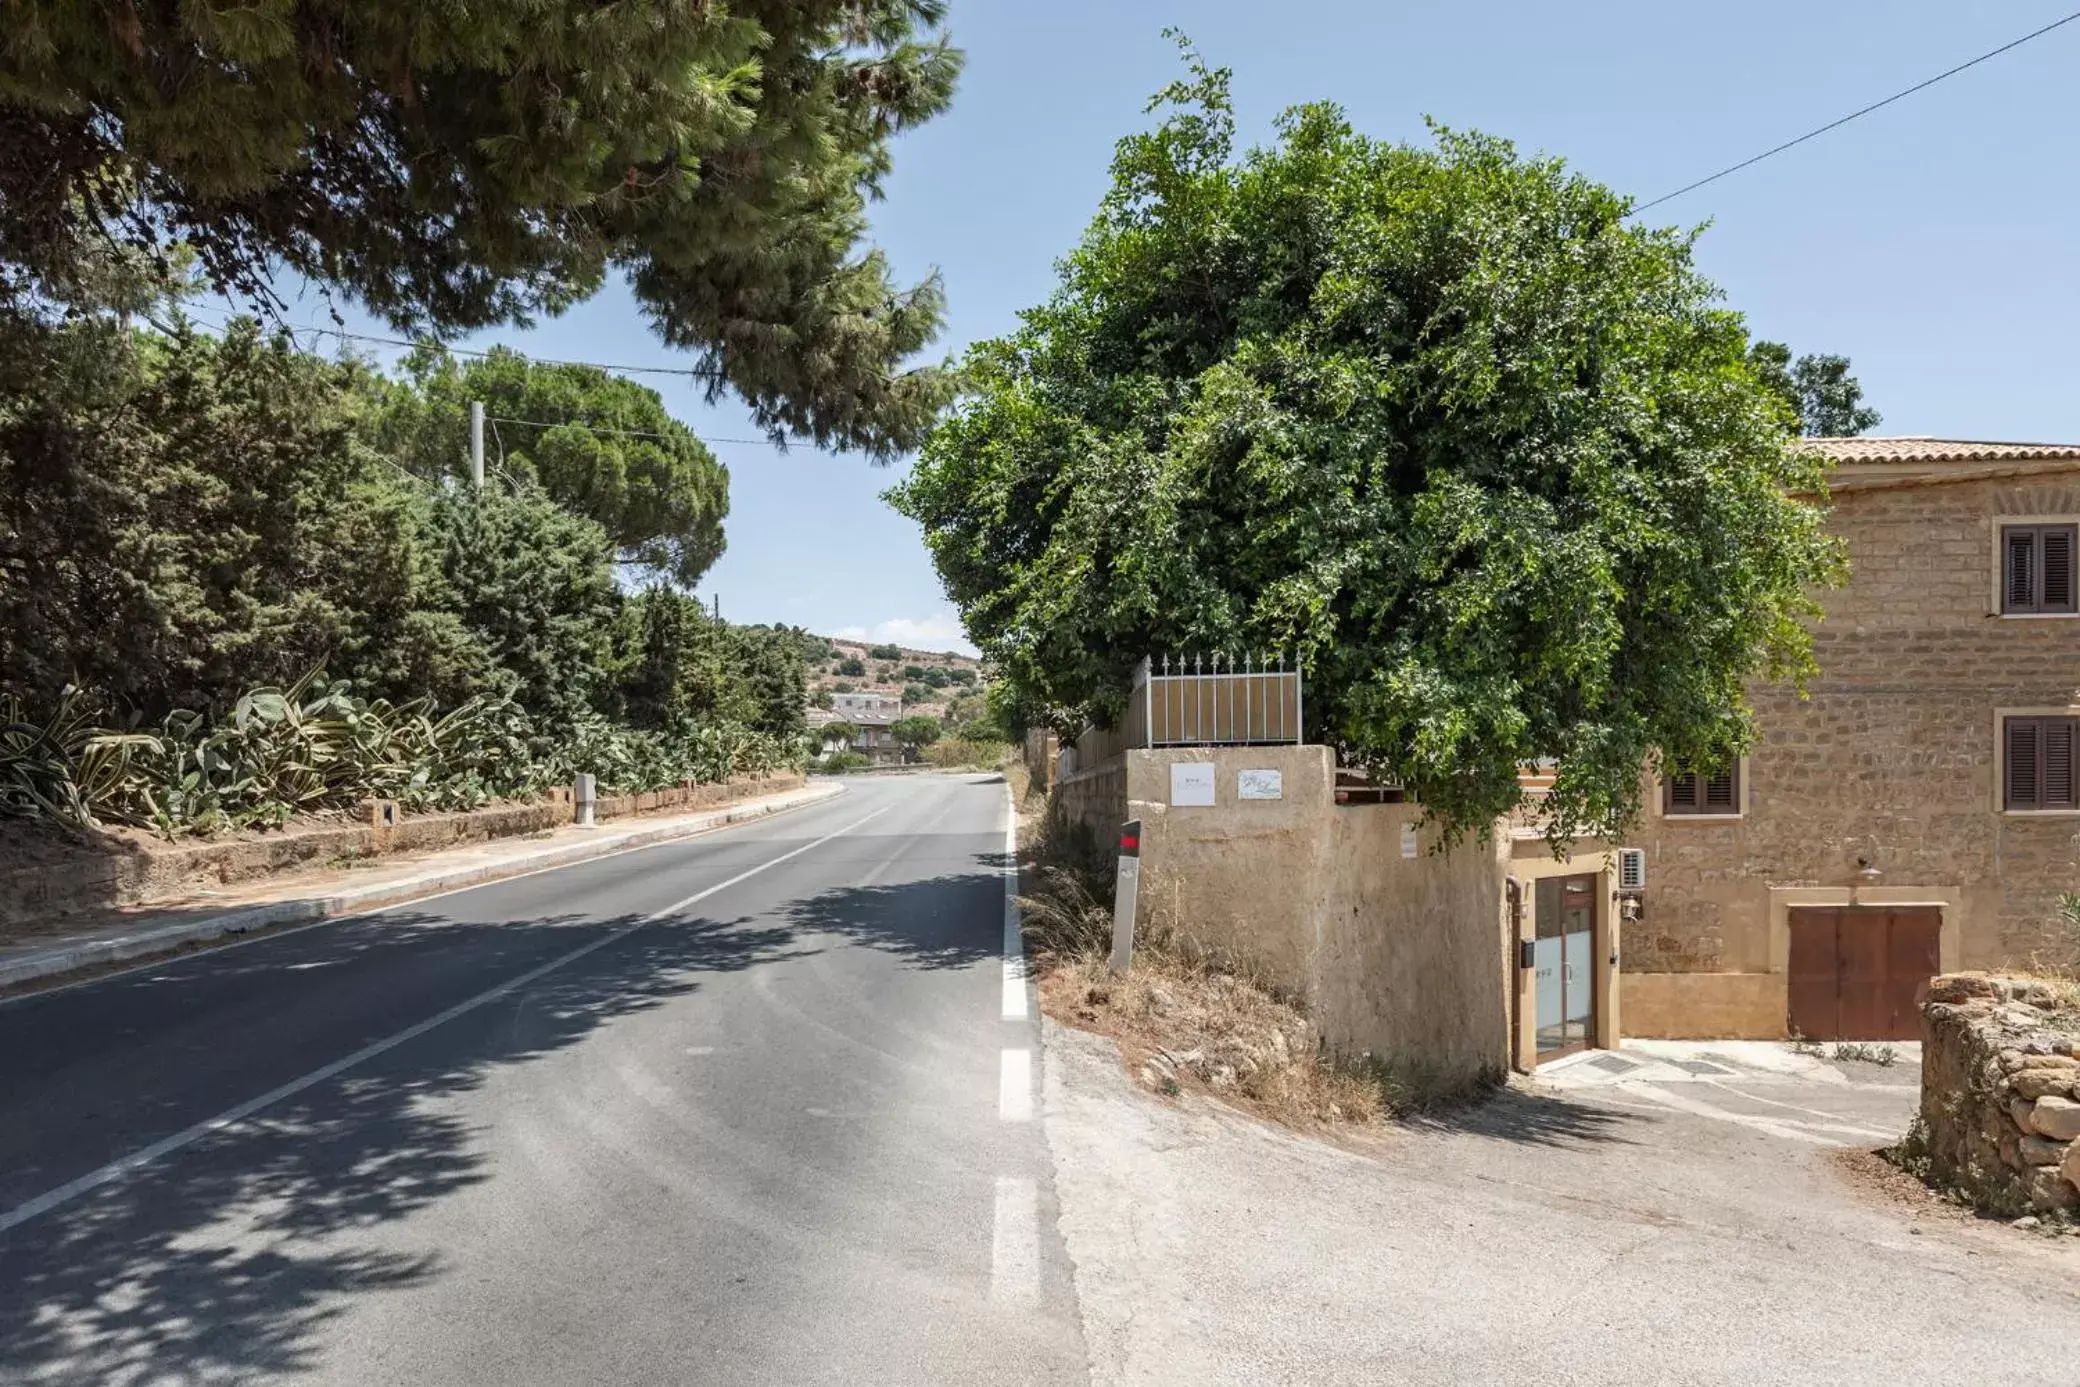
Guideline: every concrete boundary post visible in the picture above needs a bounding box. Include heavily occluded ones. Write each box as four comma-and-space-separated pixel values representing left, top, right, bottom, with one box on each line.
1110, 819, 1141, 975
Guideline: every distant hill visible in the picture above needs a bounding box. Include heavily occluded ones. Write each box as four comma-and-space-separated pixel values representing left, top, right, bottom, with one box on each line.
807, 634, 985, 724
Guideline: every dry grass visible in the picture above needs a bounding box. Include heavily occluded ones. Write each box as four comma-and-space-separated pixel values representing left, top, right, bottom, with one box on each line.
1011, 761, 1490, 1127
1041, 950, 1391, 1124
2031, 971, 2080, 1014
2026, 900, 2080, 1013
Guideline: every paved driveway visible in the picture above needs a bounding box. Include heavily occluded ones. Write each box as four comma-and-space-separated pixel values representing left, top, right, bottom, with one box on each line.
1044, 1025, 2078, 1386
1534, 1038, 1921, 1147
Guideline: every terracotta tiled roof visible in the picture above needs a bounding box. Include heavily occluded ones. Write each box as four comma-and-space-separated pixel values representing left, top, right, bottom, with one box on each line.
1803, 436, 2080, 465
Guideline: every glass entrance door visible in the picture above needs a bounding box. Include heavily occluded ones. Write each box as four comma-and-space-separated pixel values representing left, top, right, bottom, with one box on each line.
1533, 875, 1598, 1059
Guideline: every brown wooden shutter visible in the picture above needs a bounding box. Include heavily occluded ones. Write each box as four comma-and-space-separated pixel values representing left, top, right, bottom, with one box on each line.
1666, 773, 1699, 813
1703, 766, 1737, 810
2007, 528, 2039, 611
2045, 718, 2076, 808
2042, 527, 2077, 613
2008, 717, 2042, 808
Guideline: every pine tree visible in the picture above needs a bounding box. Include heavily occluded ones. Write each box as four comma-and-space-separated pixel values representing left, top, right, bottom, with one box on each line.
378, 347, 730, 586
0, 1, 962, 456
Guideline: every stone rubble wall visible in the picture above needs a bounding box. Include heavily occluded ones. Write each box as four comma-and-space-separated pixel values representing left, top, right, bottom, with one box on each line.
1917, 973, 2080, 1215
0, 772, 805, 928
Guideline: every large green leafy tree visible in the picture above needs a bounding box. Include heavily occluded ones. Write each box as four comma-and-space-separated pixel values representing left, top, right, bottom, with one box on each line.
1746, 341, 1882, 437
0, 0, 961, 455
379, 347, 729, 585
890, 51, 1842, 842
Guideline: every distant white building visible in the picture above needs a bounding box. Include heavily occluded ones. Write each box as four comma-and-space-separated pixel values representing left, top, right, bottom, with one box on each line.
822, 691, 905, 763
831, 692, 902, 721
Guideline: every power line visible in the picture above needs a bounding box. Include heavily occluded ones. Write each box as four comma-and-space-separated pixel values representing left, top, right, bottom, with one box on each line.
173, 305, 791, 448
485, 414, 783, 448
1635, 9, 2080, 213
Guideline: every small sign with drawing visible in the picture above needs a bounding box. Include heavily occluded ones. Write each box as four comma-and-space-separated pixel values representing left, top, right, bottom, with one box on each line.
1237, 769, 1283, 800
1400, 822, 1419, 858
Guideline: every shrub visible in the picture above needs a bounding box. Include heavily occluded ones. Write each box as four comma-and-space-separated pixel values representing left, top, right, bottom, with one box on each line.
837, 657, 866, 677
891, 715, 943, 751
818, 750, 872, 774
922, 738, 1010, 770
868, 643, 903, 661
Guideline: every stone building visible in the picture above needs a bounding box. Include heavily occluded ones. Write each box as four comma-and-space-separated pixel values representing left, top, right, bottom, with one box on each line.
1624, 438, 2080, 1040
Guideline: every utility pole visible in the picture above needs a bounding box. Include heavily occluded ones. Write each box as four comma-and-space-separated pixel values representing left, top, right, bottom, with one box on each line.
469, 401, 485, 488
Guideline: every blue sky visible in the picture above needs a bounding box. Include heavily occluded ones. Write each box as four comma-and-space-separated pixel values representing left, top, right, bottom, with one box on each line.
230, 2, 2080, 655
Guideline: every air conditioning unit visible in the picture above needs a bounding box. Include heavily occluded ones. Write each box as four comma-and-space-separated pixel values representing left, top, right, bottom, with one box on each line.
1617, 847, 1647, 892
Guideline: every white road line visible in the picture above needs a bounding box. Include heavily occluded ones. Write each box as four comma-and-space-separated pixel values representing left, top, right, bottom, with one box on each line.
1001, 785, 1027, 1020
0, 783, 852, 1010
999, 1048, 1033, 1122
0, 804, 894, 1238
640, 806, 891, 922
990, 1175, 1041, 1306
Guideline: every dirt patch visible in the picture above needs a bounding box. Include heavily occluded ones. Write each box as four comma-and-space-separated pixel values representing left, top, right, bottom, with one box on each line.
1833, 1145, 2080, 1241
1039, 951, 1389, 1125
1832, 1146, 1967, 1219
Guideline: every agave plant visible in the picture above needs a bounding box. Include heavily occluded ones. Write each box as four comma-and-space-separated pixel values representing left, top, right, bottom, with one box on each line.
2, 671, 803, 840
1, 690, 112, 829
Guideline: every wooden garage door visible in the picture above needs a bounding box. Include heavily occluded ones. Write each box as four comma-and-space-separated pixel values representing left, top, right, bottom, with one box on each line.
1787, 907, 1941, 1041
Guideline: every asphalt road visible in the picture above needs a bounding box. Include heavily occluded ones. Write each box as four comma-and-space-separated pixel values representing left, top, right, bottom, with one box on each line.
0, 775, 1085, 1386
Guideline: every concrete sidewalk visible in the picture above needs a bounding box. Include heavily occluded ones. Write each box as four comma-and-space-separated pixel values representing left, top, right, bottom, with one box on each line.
0, 780, 845, 991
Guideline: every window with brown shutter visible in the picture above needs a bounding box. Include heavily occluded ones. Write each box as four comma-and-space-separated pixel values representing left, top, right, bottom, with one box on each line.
1664, 759, 1741, 816
2004, 715, 2080, 810
2000, 523, 2078, 614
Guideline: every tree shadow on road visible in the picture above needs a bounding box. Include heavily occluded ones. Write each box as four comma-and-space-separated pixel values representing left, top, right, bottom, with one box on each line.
0, 907, 806, 1386
1405, 1084, 1644, 1149
777, 867, 1005, 971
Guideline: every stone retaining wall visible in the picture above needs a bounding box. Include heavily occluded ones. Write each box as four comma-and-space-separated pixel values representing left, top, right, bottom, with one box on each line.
1915, 972, 2080, 1215
1, 772, 804, 928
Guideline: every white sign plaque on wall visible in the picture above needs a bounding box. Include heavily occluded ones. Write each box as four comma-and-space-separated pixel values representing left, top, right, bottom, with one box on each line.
1169, 762, 1217, 807
1237, 769, 1283, 801
1400, 822, 1419, 858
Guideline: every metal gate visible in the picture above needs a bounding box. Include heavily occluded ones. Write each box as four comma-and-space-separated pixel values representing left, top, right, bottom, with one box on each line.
1786, 907, 1940, 1041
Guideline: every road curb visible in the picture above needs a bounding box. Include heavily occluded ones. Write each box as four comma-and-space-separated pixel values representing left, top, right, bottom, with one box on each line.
0, 782, 847, 991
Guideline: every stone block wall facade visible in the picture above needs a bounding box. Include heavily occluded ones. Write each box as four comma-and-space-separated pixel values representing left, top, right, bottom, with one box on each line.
1914, 973, 2080, 1216
1625, 471, 2080, 1038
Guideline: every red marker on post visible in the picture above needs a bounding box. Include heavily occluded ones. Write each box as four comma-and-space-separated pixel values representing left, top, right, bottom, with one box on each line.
1111, 819, 1142, 975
